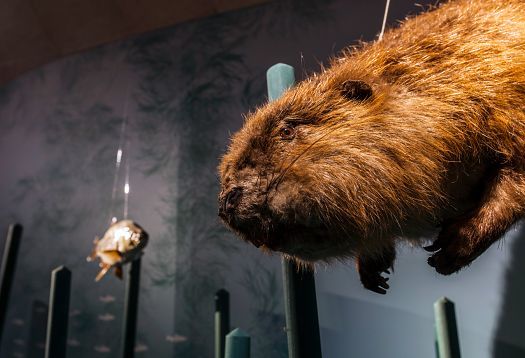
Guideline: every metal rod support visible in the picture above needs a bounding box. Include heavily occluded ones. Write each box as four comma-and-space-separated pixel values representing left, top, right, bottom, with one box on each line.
121, 258, 141, 358
282, 260, 322, 358
266, 63, 295, 101
225, 328, 250, 358
434, 297, 461, 358
0, 223, 22, 347
215, 289, 230, 358
45, 266, 72, 358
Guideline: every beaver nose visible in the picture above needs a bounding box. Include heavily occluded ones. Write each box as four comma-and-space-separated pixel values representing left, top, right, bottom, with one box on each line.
219, 187, 243, 217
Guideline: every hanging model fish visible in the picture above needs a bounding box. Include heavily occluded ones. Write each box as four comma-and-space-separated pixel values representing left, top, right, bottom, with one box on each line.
87, 220, 149, 281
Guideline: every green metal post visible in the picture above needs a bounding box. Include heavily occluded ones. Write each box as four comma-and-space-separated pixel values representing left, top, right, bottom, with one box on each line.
0, 223, 22, 348
45, 266, 72, 358
267, 63, 322, 358
225, 328, 250, 358
215, 289, 230, 358
267, 63, 296, 101
434, 297, 461, 358
121, 258, 141, 358
281, 260, 322, 358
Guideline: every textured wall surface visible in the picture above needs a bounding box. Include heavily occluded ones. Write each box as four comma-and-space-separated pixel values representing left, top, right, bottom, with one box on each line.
1, 0, 523, 357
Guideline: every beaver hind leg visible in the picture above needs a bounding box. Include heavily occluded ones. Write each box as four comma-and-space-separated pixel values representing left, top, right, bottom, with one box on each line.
427, 168, 525, 275
356, 243, 396, 294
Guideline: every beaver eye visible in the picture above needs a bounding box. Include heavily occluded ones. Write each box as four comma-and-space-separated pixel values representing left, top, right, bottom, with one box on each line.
279, 125, 296, 140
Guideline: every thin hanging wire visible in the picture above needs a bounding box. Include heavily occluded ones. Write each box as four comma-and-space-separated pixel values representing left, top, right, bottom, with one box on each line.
108, 80, 132, 225
109, 119, 126, 224
379, 0, 391, 41
123, 138, 130, 220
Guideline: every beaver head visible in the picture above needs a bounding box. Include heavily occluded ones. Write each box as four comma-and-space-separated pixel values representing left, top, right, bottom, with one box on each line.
217, 67, 434, 264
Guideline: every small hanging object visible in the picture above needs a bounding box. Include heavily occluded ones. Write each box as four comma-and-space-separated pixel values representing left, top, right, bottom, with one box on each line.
87, 220, 148, 281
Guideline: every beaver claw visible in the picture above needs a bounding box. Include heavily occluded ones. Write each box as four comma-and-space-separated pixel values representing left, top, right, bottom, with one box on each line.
359, 270, 390, 295
357, 245, 395, 294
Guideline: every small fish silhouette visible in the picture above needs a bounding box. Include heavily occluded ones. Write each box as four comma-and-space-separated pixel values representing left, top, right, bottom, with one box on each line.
166, 334, 188, 343
94, 345, 111, 353
99, 295, 116, 303
135, 344, 148, 352
97, 313, 115, 322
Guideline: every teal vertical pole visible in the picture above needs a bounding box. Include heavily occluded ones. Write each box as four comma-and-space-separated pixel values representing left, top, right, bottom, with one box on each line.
434, 297, 461, 358
215, 289, 230, 358
281, 260, 322, 358
0, 223, 22, 348
121, 258, 141, 358
225, 328, 250, 358
45, 266, 72, 358
434, 324, 440, 358
267, 63, 296, 101
267, 63, 322, 358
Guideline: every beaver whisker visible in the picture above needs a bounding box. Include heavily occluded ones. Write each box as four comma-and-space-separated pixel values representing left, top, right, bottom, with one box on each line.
265, 155, 280, 193
269, 120, 350, 191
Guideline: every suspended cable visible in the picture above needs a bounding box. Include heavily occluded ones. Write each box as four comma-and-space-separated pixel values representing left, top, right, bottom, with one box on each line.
109, 79, 132, 224
379, 0, 391, 41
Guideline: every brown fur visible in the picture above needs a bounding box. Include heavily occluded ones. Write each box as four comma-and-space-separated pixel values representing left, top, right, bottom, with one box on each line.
218, 0, 525, 293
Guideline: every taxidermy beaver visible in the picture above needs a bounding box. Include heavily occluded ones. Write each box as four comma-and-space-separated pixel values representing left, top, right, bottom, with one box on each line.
218, 0, 525, 294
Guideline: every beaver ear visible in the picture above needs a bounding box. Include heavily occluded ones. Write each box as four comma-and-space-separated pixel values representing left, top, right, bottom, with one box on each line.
340, 80, 373, 101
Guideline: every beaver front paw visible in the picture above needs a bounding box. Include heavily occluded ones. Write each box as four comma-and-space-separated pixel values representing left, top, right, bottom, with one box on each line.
425, 219, 487, 275
356, 245, 395, 294
426, 247, 474, 275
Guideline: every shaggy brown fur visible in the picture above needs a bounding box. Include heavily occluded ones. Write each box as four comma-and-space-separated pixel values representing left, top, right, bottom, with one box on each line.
218, 0, 525, 294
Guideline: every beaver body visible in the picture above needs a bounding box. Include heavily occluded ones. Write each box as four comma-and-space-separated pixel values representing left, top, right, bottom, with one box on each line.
218, 0, 525, 293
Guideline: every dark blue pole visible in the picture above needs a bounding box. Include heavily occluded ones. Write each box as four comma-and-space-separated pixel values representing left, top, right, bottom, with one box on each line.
121, 258, 141, 358
0, 223, 23, 347
45, 266, 72, 358
215, 289, 230, 358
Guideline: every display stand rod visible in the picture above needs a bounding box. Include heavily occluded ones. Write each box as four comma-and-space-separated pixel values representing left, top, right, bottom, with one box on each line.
434, 297, 461, 358
45, 266, 71, 358
121, 258, 141, 358
225, 328, 250, 358
0, 223, 23, 346
281, 260, 322, 358
266, 63, 322, 358
215, 289, 230, 358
